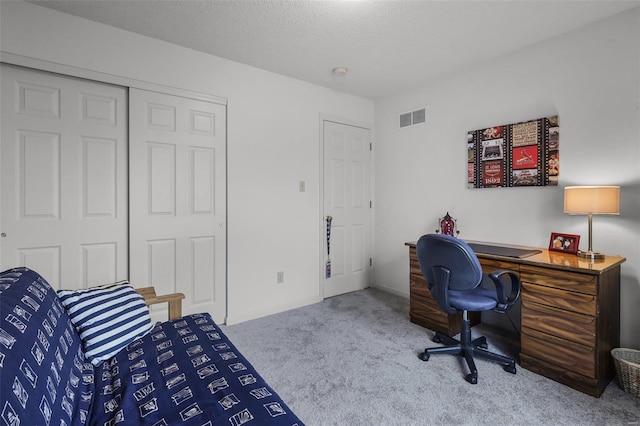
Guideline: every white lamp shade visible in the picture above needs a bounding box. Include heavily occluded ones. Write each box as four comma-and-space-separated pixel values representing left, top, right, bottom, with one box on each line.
564, 186, 620, 215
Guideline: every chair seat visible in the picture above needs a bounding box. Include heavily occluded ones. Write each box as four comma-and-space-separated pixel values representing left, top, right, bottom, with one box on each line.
449, 287, 498, 312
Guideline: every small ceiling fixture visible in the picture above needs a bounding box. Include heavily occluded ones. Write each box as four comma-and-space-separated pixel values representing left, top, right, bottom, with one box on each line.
332, 67, 348, 76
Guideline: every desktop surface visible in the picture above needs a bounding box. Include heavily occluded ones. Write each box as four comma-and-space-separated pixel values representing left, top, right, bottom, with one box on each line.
466, 242, 541, 258
406, 240, 625, 275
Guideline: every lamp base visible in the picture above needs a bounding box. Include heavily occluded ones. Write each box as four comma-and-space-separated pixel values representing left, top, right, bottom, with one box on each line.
577, 250, 605, 260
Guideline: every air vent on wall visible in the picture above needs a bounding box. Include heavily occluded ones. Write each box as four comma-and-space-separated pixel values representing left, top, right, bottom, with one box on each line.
399, 107, 427, 128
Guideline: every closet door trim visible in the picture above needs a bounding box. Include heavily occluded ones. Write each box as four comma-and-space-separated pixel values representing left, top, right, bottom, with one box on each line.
0, 51, 227, 106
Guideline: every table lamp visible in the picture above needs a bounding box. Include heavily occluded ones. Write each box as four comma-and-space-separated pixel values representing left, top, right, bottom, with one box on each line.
563, 186, 620, 259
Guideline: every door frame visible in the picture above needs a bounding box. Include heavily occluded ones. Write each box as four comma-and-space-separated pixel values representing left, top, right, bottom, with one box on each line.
319, 114, 374, 299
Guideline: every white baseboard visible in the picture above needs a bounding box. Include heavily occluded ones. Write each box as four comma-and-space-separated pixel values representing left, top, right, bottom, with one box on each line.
225, 286, 407, 325
370, 283, 409, 299
225, 294, 323, 325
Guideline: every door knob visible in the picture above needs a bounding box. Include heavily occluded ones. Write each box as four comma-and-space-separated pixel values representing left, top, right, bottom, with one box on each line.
1, 233, 6, 237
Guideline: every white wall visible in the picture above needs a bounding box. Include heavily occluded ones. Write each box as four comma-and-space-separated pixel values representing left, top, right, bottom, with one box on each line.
0, 1, 374, 323
373, 8, 640, 348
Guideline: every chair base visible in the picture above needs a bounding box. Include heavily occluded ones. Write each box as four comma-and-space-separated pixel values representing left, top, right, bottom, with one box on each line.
419, 319, 517, 384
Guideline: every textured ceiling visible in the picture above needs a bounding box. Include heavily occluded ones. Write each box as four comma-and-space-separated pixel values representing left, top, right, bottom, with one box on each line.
30, 0, 640, 99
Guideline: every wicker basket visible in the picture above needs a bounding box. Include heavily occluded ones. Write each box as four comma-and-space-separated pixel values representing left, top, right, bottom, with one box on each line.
611, 348, 640, 398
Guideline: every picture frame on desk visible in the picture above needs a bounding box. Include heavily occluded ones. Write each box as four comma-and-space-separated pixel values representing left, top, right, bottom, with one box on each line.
549, 232, 580, 255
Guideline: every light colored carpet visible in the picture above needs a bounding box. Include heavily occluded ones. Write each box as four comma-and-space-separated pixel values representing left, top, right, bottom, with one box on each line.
223, 288, 639, 425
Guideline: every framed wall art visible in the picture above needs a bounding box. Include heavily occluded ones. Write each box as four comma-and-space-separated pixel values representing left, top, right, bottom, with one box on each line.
467, 115, 559, 188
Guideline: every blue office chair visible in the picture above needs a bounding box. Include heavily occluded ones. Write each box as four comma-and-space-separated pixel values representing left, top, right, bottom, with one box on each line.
416, 233, 521, 384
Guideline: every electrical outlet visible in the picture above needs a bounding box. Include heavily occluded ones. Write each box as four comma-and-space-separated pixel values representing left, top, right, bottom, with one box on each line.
277, 271, 284, 283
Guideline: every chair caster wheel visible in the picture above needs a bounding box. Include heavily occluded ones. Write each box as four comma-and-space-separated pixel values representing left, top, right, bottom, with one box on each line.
504, 364, 517, 374
419, 352, 430, 361
478, 342, 488, 349
432, 335, 443, 344
465, 374, 478, 384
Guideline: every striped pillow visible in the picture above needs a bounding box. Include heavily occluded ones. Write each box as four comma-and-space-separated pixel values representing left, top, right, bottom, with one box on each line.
57, 282, 155, 365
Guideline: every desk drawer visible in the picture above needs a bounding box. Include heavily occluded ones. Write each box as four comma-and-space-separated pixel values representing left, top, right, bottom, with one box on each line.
520, 265, 596, 295
521, 327, 595, 378
410, 294, 443, 322
479, 258, 520, 273
522, 282, 597, 316
522, 300, 596, 346
410, 274, 430, 298
409, 272, 437, 315
409, 247, 422, 276
410, 293, 454, 334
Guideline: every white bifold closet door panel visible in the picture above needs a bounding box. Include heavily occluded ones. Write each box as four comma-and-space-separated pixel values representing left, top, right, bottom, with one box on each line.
129, 88, 226, 323
0, 64, 128, 289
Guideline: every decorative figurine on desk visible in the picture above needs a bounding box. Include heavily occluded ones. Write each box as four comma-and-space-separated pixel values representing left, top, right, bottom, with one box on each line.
436, 212, 460, 237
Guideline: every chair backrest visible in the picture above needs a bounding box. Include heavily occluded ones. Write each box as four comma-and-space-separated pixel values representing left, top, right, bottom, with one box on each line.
416, 233, 483, 292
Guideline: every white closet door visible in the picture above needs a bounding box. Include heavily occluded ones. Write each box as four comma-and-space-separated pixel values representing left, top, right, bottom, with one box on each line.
0, 64, 128, 289
129, 88, 226, 323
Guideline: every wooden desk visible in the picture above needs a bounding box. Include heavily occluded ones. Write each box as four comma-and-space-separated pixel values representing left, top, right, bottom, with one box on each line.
405, 241, 626, 398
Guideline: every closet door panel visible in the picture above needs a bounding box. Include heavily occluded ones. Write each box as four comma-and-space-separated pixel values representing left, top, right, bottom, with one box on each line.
129, 88, 226, 323
1, 64, 128, 289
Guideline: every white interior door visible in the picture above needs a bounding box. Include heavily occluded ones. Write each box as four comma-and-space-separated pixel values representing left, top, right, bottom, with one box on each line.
0, 64, 128, 289
323, 120, 371, 298
129, 88, 226, 323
